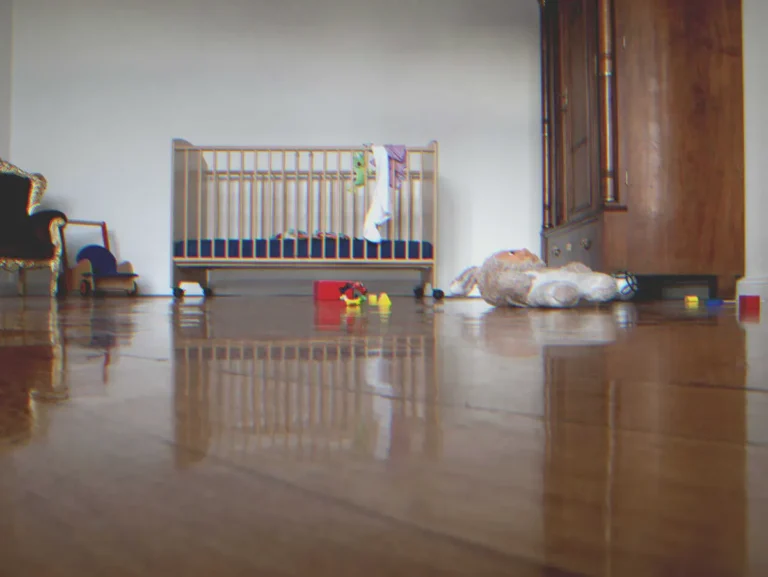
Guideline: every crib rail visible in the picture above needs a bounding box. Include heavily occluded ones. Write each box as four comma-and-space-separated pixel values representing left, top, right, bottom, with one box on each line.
172, 335, 440, 464
171, 141, 438, 270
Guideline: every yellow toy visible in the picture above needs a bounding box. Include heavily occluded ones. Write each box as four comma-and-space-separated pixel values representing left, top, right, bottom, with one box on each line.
340, 294, 364, 307
339, 282, 368, 307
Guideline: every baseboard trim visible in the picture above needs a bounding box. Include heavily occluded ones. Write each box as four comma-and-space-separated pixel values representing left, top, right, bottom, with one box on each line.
737, 277, 768, 301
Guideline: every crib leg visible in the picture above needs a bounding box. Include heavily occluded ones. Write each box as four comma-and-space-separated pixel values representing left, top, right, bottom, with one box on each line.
201, 270, 213, 297
415, 269, 432, 299
172, 265, 185, 299
173, 267, 213, 299
414, 268, 444, 301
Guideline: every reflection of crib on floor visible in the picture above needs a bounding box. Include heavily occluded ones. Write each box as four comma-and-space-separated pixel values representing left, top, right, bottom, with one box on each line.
171, 140, 441, 299
172, 335, 441, 467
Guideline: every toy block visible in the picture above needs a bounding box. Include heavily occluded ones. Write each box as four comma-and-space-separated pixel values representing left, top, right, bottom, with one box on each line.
739, 295, 761, 314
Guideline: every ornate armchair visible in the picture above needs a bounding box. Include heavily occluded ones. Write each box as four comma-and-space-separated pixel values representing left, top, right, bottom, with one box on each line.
0, 159, 67, 296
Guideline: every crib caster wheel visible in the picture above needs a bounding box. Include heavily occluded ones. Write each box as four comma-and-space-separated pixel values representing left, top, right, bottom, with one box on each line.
80, 280, 92, 297
433, 289, 445, 301
413, 285, 425, 299
203, 287, 214, 297
128, 282, 139, 297
173, 287, 185, 299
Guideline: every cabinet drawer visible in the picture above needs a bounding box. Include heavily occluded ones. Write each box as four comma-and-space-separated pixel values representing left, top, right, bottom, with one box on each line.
544, 228, 572, 268
574, 220, 602, 270
543, 219, 603, 271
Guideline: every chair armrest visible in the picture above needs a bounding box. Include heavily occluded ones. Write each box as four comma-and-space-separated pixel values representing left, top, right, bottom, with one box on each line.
28, 210, 67, 245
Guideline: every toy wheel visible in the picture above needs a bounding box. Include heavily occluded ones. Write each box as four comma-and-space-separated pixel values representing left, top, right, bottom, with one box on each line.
173, 287, 185, 299
413, 285, 425, 299
80, 280, 92, 297
128, 282, 139, 296
203, 287, 214, 297
433, 289, 445, 301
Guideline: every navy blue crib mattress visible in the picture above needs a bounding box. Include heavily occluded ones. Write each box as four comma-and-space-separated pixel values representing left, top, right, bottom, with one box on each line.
174, 238, 434, 260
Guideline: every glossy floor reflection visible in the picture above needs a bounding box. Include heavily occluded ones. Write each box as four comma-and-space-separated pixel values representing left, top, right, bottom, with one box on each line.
0, 296, 766, 576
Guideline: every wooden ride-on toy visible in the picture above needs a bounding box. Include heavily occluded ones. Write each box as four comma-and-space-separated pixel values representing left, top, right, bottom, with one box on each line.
74, 245, 138, 297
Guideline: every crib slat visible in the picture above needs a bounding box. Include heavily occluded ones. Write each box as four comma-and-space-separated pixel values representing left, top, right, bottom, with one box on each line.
294, 152, 300, 252
361, 148, 366, 256
267, 152, 273, 241
308, 151, 314, 247
407, 151, 413, 246
336, 151, 342, 260
281, 151, 287, 260
432, 142, 439, 279
226, 152, 233, 253
197, 150, 203, 260
408, 155, 424, 258
320, 152, 327, 260
213, 151, 219, 242
251, 152, 257, 242
183, 150, 189, 258
239, 151, 245, 258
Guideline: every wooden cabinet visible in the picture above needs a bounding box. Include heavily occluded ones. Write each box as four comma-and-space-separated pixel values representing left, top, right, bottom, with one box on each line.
539, 0, 745, 299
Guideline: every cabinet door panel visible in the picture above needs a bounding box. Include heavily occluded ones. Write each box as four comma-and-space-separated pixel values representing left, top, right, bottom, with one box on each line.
613, 0, 744, 279
558, 0, 599, 220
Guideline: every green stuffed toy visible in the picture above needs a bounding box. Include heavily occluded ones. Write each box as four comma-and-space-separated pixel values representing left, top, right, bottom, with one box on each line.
353, 151, 367, 187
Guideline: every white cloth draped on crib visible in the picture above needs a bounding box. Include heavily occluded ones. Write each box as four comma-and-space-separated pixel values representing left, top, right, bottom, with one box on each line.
363, 144, 392, 243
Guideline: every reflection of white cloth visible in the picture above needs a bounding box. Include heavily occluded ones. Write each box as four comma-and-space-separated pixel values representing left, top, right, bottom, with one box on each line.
363, 145, 391, 243
528, 310, 618, 346
366, 356, 392, 460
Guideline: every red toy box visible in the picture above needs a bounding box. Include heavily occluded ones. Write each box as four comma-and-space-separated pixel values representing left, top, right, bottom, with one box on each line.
313, 280, 350, 302
313, 280, 367, 302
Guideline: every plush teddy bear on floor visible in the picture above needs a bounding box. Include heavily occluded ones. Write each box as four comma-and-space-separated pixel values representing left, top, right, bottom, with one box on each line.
449, 248, 621, 308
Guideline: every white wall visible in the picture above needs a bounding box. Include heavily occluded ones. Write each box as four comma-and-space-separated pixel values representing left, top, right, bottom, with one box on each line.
0, 0, 14, 293
742, 0, 768, 551
0, 0, 12, 159
9, 0, 542, 295
739, 0, 768, 301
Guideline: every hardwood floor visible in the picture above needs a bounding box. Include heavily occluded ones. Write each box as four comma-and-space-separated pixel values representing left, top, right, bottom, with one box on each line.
0, 295, 766, 576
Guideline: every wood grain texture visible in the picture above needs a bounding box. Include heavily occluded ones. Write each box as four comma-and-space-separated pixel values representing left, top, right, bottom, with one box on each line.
541, 0, 553, 229
545, 313, 748, 577
557, 0, 601, 223
597, 0, 618, 204
0, 296, 765, 577
614, 0, 745, 276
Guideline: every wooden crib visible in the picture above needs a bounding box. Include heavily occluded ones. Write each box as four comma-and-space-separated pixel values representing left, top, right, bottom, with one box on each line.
171, 139, 441, 298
